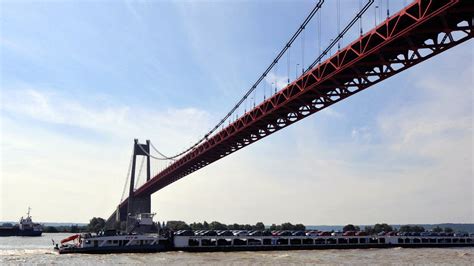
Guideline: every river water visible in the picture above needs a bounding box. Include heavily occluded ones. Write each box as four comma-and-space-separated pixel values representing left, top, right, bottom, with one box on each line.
1, 233, 473, 264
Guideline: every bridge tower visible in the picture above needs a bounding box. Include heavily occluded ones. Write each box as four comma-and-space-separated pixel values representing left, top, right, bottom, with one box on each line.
113, 139, 152, 230
127, 139, 152, 216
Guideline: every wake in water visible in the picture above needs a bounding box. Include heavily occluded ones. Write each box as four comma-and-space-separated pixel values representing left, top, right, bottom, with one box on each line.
0, 248, 55, 256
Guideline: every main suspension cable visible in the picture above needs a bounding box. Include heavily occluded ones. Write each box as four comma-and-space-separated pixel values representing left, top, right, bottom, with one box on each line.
318, 6, 322, 64
337, 0, 341, 50
287, 47, 291, 84
149, 141, 177, 161
147, 0, 325, 160
136, 143, 172, 161
301, 29, 305, 74
359, 0, 363, 35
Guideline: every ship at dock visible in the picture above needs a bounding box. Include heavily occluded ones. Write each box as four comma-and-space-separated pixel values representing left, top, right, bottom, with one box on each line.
0, 208, 43, 237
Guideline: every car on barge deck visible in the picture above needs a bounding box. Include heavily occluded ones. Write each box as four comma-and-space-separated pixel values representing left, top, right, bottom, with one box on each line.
173, 233, 474, 252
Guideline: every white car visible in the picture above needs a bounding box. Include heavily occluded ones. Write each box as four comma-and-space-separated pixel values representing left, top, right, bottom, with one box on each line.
233, 230, 249, 236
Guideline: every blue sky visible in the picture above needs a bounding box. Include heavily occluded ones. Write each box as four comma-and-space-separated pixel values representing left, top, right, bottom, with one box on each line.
1, 0, 472, 225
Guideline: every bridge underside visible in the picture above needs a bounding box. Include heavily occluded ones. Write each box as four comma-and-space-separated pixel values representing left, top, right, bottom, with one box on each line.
108, 0, 473, 223
106, 196, 151, 229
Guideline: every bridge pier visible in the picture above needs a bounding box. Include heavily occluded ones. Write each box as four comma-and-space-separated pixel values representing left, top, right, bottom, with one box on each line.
125, 139, 152, 231
106, 139, 153, 231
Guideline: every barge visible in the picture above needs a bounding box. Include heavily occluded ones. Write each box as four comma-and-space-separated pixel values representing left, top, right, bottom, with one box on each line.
54, 214, 474, 254
55, 233, 170, 254
55, 213, 170, 254
55, 232, 474, 254
173, 234, 474, 252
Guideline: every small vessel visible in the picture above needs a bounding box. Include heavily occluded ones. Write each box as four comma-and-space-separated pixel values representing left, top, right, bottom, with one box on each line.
54, 213, 170, 254
0, 207, 43, 237
54, 231, 170, 254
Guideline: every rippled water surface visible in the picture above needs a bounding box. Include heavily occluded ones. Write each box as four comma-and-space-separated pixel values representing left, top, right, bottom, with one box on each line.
1, 233, 473, 264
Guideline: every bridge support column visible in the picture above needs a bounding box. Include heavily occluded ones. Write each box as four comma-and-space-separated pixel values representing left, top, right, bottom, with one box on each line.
126, 139, 152, 231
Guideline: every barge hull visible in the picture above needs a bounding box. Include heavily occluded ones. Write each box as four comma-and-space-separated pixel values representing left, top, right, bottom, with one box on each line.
175, 243, 474, 252
57, 244, 169, 254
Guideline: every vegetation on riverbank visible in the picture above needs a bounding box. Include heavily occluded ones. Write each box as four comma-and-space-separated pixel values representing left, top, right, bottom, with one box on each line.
165, 221, 306, 231
40, 217, 458, 234
43, 217, 105, 233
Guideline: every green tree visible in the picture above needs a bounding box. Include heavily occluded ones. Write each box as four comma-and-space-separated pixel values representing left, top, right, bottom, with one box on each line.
44, 226, 59, 233
432, 226, 443, 233
226, 223, 236, 230
343, 224, 357, 232
280, 222, 294, 231
373, 223, 393, 233
87, 217, 106, 233
269, 224, 277, 231
203, 221, 209, 230
399, 225, 425, 233
294, 224, 306, 231
70, 225, 79, 233
412, 225, 425, 233
166, 221, 190, 230
190, 222, 203, 230
444, 227, 454, 233
209, 221, 227, 230
399, 225, 411, 232
254, 222, 265, 231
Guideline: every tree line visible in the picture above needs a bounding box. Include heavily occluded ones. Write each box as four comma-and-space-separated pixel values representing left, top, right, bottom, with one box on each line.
43, 217, 106, 233
42, 218, 305, 233
165, 221, 305, 231
43, 224, 87, 233
342, 223, 454, 234
43, 218, 455, 234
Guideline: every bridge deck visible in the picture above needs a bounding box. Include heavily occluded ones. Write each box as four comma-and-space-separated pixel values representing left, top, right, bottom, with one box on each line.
109, 0, 473, 223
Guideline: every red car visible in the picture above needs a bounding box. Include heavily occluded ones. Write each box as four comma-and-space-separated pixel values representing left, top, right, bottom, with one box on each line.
343, 231, 356, 236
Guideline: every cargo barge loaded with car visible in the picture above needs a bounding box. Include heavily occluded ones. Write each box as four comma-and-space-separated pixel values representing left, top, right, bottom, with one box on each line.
54, 213, 474, 254
172, 230, 474, 252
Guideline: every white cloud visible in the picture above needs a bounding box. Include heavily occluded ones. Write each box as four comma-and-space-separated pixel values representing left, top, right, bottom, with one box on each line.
351, 126, 372, 142
0, 82, 214, 222
1, 83, 212, 151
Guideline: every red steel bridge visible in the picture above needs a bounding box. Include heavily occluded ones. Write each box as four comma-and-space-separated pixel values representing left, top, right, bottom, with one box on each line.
107, 0, 473, 226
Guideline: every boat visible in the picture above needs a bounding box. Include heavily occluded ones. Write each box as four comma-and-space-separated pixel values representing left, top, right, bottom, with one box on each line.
55, 229, 474, 254
55, 213, 474, 254
0, 207, 43, 237
54, 213, 170, 254
54, 231, 171, 254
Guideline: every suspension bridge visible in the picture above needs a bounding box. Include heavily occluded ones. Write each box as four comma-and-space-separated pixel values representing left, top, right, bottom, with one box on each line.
106, 0, 473, 228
